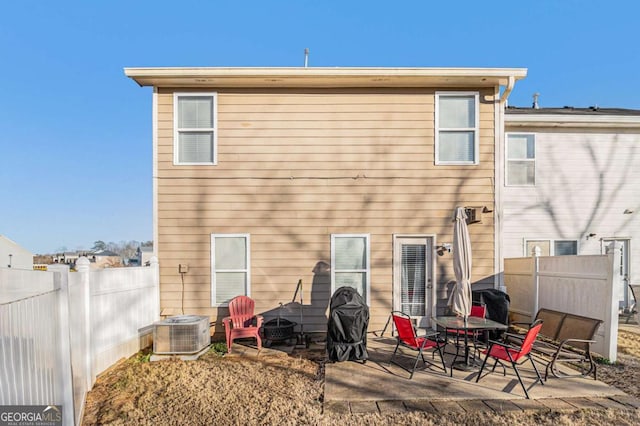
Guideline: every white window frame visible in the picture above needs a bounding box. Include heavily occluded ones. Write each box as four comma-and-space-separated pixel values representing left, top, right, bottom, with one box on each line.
524, 238, 579, 256
506, 133, 536, 186
174, 92, 218, 165
435, 91, 480, 165
331, 234, 371, 305
211, 233, 250, 307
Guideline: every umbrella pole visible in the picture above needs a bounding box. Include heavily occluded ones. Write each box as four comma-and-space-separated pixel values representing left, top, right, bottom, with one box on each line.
464, 315, 471, 366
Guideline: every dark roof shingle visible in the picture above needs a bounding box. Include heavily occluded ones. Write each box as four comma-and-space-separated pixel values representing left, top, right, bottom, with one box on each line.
506, 106, 640, 116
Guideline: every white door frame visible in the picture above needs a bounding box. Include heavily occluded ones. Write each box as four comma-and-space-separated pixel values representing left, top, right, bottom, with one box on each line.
392, 234, 436, 328
602, 238, 631, 310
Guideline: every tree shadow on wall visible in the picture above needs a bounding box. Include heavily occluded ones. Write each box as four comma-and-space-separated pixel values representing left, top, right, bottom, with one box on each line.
259, 260, 331, 339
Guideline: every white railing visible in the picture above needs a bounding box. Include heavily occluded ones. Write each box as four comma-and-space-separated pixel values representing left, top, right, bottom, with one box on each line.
504, 243, 620, 361
0, 257, 159, 425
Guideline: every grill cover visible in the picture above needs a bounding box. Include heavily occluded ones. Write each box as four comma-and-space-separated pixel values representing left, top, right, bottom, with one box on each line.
326, 286, 369, 362
472, 288, 511, 340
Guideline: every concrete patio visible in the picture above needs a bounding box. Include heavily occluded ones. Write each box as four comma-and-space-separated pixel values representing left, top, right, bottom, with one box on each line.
322, 335, 639, 414
228, 323, 640, 415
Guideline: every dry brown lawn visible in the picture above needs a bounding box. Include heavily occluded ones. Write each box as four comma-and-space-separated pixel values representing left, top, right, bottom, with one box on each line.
83, 330, 640, 425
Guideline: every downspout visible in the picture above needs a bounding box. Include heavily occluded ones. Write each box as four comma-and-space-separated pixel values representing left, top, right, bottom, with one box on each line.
152, 87, 158, 259
499, 76, 516, 105
494, 75, 516, 292
152, 87, 161, 319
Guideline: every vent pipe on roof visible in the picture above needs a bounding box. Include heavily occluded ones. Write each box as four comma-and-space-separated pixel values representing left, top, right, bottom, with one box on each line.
533, 92, 540, 109
304, 48, 309, 68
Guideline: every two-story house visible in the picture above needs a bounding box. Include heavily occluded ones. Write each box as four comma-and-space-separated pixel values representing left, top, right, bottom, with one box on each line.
504, 105, 640, 311
125, 67, 527, 333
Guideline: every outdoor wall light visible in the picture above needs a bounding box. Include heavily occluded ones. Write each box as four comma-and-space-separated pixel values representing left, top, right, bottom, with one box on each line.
586, 233, 597, 240
436, 243, 452, 256
624, 209, 634, 214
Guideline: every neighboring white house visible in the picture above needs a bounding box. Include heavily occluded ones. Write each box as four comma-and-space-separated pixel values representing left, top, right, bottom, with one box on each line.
503, 106, 640, 310
138, 245, 154, 266
0, 235, 34, 270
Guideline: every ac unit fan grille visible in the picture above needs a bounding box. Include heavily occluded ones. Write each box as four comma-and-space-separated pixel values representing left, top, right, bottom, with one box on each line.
153, 315, 210, 354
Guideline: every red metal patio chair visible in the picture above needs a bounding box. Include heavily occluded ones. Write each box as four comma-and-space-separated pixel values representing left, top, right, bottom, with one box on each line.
389, 311, 447, 378
475, 321, 544, 399
222, 296, 263, 353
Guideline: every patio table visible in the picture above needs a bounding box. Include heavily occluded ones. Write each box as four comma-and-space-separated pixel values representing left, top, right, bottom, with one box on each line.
432, 316, 508, 375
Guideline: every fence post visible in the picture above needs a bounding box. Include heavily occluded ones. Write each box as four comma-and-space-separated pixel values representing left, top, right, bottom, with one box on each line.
49, 264, 75, 426
604, 242, 621, 362
149, 256, 160, 321
531, 246, 541, 322
76, 257, 93, 388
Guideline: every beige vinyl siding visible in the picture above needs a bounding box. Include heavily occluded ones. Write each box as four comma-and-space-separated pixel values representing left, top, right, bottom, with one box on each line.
156, 87, 496, 333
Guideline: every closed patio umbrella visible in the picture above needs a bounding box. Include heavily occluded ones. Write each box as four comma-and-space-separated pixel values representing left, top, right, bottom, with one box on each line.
448, 207, 472, 320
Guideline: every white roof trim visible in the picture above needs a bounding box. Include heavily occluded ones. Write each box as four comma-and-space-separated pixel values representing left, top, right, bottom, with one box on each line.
125, 67, 527, 88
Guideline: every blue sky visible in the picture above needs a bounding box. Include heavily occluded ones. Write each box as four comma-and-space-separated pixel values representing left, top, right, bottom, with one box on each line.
1, 1, 639, 254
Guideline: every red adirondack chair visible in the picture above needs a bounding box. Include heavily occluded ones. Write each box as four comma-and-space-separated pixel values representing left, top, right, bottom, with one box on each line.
222, 296, 263, 353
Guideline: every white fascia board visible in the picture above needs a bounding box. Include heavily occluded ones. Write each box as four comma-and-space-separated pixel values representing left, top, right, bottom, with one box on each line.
124, 67, 528, 88
124, 66, 528, 78
505, 113, 640, 129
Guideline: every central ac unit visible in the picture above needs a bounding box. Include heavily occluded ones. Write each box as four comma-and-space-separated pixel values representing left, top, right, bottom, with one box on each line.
153, 315, 210, 354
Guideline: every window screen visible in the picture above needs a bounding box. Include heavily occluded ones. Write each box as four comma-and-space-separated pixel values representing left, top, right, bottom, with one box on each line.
507, 134, 535, 186
212, 235, 249, 305
332, 235, 369, 302
436, 93, 478, 164
178, 132, 213, 163
175, 94, 217, 164
554, 240, 578, 256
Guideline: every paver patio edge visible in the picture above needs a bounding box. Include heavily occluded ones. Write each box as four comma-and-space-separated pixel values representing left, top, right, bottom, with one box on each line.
322, 397, 640, 415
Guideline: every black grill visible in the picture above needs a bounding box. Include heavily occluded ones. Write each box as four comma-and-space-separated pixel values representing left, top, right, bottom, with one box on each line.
326, 286, 369, 362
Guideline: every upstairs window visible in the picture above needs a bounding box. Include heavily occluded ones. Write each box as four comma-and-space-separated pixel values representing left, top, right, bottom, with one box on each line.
507, 134, 535, 186
435, 92, 479, 165
174, 93, 217, 165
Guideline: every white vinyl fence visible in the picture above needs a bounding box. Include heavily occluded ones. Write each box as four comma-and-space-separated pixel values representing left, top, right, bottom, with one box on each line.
0, 257, 159, 425
0, 267, 70, 419
504, 243, 620, 361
